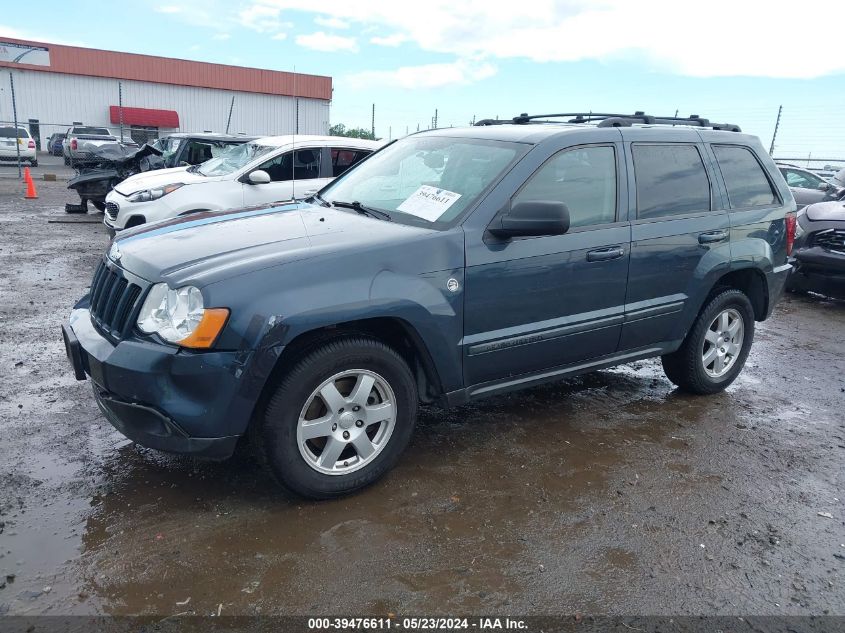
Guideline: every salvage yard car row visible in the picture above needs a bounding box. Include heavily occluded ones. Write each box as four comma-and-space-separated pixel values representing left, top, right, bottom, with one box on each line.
62, 111, 805, 499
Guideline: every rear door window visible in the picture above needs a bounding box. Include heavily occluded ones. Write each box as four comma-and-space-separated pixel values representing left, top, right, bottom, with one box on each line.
714, 146, 779, 208
331, 148, 372, 177
632, 144, 711, 219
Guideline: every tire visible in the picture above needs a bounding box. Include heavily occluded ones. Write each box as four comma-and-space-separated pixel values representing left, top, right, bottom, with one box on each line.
91, 200, 105, 212
252, 336, 418, 499
63, 155, 69, 166
30, 159, 37, 167
661, 289, 755, 395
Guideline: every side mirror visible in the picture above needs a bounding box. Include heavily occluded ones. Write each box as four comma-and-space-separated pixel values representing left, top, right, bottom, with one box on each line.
488, 201, 570, 238
818, 182, 831, 192
247, 170, 271, 185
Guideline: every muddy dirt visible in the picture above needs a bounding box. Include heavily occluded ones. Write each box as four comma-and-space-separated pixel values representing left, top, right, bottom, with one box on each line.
1, 180, 844, 617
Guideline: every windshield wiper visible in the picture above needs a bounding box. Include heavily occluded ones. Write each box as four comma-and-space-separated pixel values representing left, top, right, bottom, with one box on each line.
331, 200, 392, 222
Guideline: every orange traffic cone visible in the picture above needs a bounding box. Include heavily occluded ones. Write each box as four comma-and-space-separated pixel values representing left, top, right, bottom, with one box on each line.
24, 166, 38, 199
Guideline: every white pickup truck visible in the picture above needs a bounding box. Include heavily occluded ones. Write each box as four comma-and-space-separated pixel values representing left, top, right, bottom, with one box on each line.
62, 126, 134, 165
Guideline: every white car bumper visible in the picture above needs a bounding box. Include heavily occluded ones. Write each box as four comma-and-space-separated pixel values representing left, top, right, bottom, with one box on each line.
0, 146, 36, 161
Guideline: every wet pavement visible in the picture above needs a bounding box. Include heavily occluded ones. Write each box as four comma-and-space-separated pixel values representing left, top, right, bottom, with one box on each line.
1, 180, 844, 617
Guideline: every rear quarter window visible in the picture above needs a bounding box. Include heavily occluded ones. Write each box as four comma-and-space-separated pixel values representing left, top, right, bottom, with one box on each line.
632, 144, 711, 219
713, 145, 778, 208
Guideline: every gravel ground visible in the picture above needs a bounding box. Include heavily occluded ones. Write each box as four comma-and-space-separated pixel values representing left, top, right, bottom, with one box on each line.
1, 179, 844, 617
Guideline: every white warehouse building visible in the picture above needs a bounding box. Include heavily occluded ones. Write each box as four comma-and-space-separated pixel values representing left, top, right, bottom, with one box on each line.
0, 37, 332, 149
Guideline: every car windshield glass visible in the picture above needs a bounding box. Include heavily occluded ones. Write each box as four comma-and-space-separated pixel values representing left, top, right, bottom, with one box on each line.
158, 138, 182, 165
322, 136, 524, 227
196, 142, 275, 176
73, 127, 111, 136
0, 127, 28, 138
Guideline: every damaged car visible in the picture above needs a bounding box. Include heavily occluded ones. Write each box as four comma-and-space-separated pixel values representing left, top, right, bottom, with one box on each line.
786, 198, 845, 299
66, 143, 166, 213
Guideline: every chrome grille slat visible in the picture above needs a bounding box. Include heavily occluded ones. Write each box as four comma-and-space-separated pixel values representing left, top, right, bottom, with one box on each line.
813, 228, 845, 254
88, 259, 145, 341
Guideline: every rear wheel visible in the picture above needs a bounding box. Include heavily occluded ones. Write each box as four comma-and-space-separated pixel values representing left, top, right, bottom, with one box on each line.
30, 158, 37, 167
661, 289, 754, 394
253, 337, 418, 499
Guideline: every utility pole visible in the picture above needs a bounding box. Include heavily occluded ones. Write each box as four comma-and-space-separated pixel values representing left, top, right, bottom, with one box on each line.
433, 108, 438, 129
371, 103, 375, 139
225, 95, 235, 134
389, 126, 392, 141
118, 81, 125, 143
10, 72, 21, 178
769, 105, 782, 155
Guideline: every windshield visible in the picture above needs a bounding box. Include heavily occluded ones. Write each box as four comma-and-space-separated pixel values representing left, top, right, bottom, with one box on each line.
73, 127, 111, 136
196, 142, 276, 177
322, 136, 525, 226
0, 127, 28, 138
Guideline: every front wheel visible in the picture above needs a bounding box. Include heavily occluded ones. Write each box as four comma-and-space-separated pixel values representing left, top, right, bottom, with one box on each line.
661, 289, 755, 395
253, 337, 418, 499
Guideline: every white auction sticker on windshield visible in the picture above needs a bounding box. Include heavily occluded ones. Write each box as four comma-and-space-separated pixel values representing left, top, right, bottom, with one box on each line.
397, 185, 461, 221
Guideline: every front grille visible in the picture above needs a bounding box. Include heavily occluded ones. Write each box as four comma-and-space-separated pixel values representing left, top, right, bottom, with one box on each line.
89, 260, 143, 340
105, 201, 119, 220
813, 228, 845, 254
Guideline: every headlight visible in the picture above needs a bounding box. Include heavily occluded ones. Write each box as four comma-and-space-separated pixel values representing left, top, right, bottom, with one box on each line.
136, 283, 229, 349
127, 183, 183, 203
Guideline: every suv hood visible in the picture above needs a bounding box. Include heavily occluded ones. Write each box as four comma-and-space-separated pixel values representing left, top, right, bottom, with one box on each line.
112, 202, 439, 287
113, 166, 205, 195
806, 200, 845, 222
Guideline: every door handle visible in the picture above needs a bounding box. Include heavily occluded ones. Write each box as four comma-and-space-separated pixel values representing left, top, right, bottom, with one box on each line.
586, 246, 625, 262
698, 230, 728, 244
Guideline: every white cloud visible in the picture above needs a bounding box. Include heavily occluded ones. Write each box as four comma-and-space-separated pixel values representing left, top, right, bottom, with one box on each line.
154, 5, 182, 13
370, 33, 406, 47
250, 0, 845, 78
314, 16, 349, 29
212, 32, 232, 40
272, 32, 288, 40
238, 3, 285, 33
296, 31, 358, 53
346, 59, 497, 89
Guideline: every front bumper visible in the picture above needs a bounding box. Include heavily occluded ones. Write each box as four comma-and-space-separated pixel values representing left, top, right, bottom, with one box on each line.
787, 246, 845, 299
63, 303, 254, 459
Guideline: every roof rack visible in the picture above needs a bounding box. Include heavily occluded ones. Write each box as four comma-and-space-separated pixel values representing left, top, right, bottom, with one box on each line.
474, 111, 742, 132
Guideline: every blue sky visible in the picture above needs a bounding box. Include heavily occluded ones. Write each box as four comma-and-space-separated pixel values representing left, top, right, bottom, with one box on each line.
3, 0, 845, 162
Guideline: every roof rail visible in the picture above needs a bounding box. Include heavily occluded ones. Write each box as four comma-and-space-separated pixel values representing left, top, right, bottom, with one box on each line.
474, 111, 742, 132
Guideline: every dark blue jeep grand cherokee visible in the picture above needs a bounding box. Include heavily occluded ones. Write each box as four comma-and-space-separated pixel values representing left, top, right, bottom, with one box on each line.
63, 112, 796, 499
